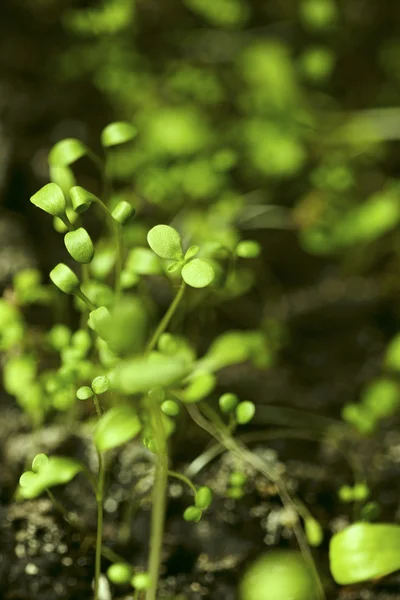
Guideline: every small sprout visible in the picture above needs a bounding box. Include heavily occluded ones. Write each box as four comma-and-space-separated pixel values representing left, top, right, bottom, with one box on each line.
353, 483, 370, 502
305, 517, 323, 547
195, 486, 213, 510
236, 240, 261, 259
182, 258, 214, 288
64, 228, 95, 264
48, 324, 71, 350
147, 225, 184, 261
95, 406, 142, 452
70, 186, 97, 214
101, 122, 137, 148
131, 572, 151, 591
236, 401, 256, 425
161, 400, 180, 417
77, 386, 94, 400
148, 387, 165, 404
184, 245, 199, 260
183, 506, 202, 522
50, 263, 81, 295
30, 183, 66, 217
107, 563, 133, 585
229, 471, 247, 487
48, 138, 88, 167
338, 485, 353, 502
32, 454, 49, 473
112, 201, 136, 225
19, 457, 83, 499
92, 376, 110, 395
219, 393, 239, 413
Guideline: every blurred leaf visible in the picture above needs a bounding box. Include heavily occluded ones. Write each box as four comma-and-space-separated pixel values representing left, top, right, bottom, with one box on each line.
95, 406, 141, 452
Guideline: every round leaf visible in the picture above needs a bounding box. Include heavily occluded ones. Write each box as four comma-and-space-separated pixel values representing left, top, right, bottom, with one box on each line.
182, 259, 214, 288
147, 225, 183, 260
330, 522, 400, 584
30, 183, 66, 217
49, 138, 88, 167
101, 122, 138, 147
95, 406, 142, 452
64, 228, 95, 264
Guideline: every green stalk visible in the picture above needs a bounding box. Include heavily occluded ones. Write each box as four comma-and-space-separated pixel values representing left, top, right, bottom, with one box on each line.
93, 198, 123, 299
146, 406, 168, 600
144, 279, 186, 600
146, 281, 186, 355
92, 394, 105, 600
94, 451, 105, 600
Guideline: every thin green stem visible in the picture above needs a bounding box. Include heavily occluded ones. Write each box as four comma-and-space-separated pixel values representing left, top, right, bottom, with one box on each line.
145, 282, 186, 355
146, 406, 168, 600
76, 289, 97, 311
168, 470, 197, 496
94, 451, 105, 600
92, 393, 103, 419
93, 198, 123, 299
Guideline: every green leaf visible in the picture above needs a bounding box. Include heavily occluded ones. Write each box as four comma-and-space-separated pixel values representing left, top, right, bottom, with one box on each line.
107, 563, 133, 585
184, 245, 199, 260
361, 378, 400, 419
19, 456, 83, 499
49, 138, 88, 167
236, 401, 255, 424
95, 406, 141, 452
64, 228, 95, 264
4, 355, 37, 396
147, 225, 184, 260
305, 518, 323, 547
182, 258, 214, 288
50, 263, 81, 295
195, 486, 213, 510
330, 522, 400, 584
30, 183, 66, 217
236, 240, 261, 258
101, 122, 138, 147
199, 330, 272, 372
219, 393, 239, 413
240, 551, 318, 600
182, 371, 216, 403
70, 186, 98, 214
110, 354, 192, 395
385, 334, 400, 371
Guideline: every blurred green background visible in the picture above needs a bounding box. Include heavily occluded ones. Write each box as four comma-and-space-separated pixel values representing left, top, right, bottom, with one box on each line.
2, 0, 400, 421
